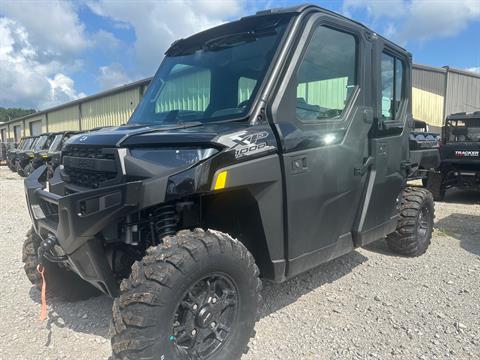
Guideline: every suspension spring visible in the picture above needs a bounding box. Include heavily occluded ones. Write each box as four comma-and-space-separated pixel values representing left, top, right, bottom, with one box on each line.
154, 204, 178, 240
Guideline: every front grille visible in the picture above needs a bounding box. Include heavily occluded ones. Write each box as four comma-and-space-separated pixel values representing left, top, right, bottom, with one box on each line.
62, 146, 119, 189
63, 146, 115, 160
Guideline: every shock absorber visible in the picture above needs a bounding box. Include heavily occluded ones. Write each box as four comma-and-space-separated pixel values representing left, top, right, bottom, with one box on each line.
154, 204, 178, 240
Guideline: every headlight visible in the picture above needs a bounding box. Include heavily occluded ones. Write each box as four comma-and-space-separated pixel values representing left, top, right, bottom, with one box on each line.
129, 148, 218, 169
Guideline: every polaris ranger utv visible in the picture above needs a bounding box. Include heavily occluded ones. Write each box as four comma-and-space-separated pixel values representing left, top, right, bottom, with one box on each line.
6, 137, 27, 171
30, 131, 79, 177
16, 135, 39, 176
428, 111, 480, 200
23, 5, 435, 360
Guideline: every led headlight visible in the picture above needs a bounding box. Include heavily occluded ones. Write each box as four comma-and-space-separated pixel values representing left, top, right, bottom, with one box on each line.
129, 148, 218, 169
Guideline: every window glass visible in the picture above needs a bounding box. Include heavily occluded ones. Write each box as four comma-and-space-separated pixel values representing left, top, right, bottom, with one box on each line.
155, 65, 211, 113
395, 58, 404, 116
129, 15, 290, 125
381, 53, 394, 120
296, 26, 356, 122
49, 134, 63, 151
238, 77, 257, 105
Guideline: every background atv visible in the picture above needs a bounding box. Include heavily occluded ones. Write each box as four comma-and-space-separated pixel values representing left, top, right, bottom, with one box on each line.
23, 5, 435, 360
408, 120, 441, 186
15, 135, 38, 177
427, 111, 480, 200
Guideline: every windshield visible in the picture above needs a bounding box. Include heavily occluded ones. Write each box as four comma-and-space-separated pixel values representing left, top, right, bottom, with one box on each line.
129, 15, 291, 126
49, 134, 63, 151
17, 139, 25, 149
22, 138, 33, 150
446, 119, 480, 142
33, 135, 48, 150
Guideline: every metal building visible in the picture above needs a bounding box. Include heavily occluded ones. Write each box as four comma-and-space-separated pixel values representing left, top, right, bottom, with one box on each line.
412, 64, 480, 130
0, 78, 152, 142
1, 64, 479, 143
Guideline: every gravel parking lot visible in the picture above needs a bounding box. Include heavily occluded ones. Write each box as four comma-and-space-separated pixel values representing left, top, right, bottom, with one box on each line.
0, 167, 478, 360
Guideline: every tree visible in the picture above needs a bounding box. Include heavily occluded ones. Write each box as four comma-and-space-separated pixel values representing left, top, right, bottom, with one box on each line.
0, 107, 36, 123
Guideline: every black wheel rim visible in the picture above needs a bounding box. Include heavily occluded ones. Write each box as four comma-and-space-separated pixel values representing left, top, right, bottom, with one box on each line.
171, 273, 239, 359
417, 205, 430, 240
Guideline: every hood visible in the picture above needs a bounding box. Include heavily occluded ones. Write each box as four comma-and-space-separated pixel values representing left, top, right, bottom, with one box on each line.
67, 122, 251, 148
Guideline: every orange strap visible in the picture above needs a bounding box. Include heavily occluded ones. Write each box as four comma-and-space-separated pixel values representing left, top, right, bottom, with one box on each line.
36, 264, 47, 321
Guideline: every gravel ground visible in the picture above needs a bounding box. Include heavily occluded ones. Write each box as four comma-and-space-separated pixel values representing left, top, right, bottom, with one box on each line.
0, 166, 478, 360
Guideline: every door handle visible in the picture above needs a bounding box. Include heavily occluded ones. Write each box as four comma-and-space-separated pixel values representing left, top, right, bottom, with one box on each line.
291, 156, 308, 174
354, 156, 374, 176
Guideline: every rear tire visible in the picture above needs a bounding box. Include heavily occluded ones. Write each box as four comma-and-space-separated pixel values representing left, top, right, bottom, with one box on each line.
111, 229, 261, 360
22, 227, 101, 301
386, 187, 434, 257
426, 171, 445, 201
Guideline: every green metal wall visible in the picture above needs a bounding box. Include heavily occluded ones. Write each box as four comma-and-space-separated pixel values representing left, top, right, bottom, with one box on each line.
297, 77, 348, 110
49, 106, 80, 132
155, 73, 258, 113
81, 88, 141, 129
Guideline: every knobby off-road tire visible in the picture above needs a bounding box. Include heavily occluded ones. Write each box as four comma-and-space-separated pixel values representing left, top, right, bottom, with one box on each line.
386, 187, 435, 257
111, 229, 262, 360
22, 227, 101, 301
426, 171, 445, 201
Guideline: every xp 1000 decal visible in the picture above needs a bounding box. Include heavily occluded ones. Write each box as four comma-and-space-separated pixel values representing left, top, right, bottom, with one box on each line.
218, 130, 275, 159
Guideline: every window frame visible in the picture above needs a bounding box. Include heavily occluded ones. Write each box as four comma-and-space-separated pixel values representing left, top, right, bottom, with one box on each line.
379, 49, 406, 125
293, 23, 359, 125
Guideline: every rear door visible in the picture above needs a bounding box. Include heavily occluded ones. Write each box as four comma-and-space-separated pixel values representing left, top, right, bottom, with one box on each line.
353, 39, 411, 245
270, 13, 375, 277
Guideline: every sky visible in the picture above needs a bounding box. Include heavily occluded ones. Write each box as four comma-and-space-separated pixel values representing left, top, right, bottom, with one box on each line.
1, 0, 479, 110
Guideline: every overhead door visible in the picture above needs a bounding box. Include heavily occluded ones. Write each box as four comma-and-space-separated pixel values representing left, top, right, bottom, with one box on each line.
29, 120, 42, 135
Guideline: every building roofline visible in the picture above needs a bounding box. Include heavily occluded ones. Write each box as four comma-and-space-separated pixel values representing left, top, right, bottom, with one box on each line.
413, 63, 447, 74
413, 63, 480, 79
442, 66, 480, 79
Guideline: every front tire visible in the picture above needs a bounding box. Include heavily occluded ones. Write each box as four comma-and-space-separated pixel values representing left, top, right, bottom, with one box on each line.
22, 227, 101, 301
111, 229, 261, 360
386, 187, 434, 257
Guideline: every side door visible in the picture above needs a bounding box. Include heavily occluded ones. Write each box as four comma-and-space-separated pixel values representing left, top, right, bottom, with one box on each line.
354, 40, 412, 245
270, 14, 375, 277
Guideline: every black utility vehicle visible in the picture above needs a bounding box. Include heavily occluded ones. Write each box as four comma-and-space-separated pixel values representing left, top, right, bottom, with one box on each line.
23, 5, 435, 360
428, 111, 480, 200
15, 135, 39, 176
30, 132, 56, 171
47, 131, 79, 173
18, 133, 55, 177
6, 137, 27, 171
30, 131, 79, 176
409, 120, 440, 185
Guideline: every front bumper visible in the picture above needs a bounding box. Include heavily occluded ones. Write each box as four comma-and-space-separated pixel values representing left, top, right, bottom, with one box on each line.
25, 165, 142, 296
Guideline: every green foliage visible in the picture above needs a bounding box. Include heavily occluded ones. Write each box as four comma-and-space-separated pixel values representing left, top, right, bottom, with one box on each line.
0, 107, 36, 123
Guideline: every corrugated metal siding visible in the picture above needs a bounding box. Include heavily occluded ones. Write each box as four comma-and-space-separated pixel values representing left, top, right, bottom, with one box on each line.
412, 65, 446, 96
412, 87, 445, 127
445, 71, 480, 117
8, 120, 23, 140
81, 88, 140, 129
297, 77, 348, 110
48, 106, 80, 132
25, 115, 46, 135
156, 70, 210, 112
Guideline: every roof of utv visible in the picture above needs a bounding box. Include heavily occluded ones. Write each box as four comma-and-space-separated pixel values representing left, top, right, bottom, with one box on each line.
446, 111, 480, 121
166, 4, 409, 57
